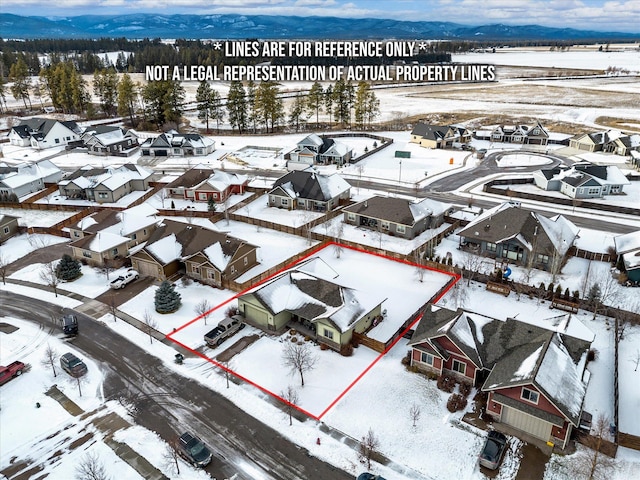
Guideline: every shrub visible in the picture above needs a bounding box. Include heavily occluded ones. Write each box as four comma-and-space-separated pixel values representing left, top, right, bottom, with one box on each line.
587, 348, 599, 362
446, 393, 468, 413
437, 375, 456, 393
459, 382, 473, 398
341, 343, 354, 357
225, 305, 240, 317
56, 254, 82, 281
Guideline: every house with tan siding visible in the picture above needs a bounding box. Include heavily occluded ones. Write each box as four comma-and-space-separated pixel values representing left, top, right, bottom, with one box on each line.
0, 214, 20, 243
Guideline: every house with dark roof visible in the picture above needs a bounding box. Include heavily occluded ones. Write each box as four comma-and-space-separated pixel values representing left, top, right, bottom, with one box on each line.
614, 230, 640, 283
8, 118, 81, 149
164, 166, 248, 203
288, 133, 353, 168
408, 305, 592, 449
343, 195, 452, 239
268, 169, 351, 212
140, 132, 215, 157
0, 159, 63, 199
81, 126, 139, 157
410, 123, 471, 149
58, 164, 155, 203
237, 257, 385, 354
533, 162, 630, 199
0, 214, 20, 244
129, 219, 258, 285
490, 121, 549, 145
457, 202, 579, 270
569, 129, 640, 155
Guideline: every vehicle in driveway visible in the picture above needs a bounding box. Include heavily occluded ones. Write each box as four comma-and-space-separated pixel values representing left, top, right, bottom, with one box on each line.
479, 430, 508, 470
60, 352, 88, 378
177, 431, 213, 467
356, 474, 386, 480
110, 269, 139, 289
61, 314, 78, 335
0, 361, 27, 385
204, 315, 245, 347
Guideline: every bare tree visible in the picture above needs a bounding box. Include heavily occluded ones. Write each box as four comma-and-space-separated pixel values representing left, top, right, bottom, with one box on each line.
222, 195, 232, 225
282, 342, 318, 387
116, 387, 143, 419
0, 251, 8, 285
107, 293, 118, 322
332, 222, 345, 259
75, 375, 87, 397
359, 427, 380, 471
27, 233, 53, 249
631, 349, 640, 372
195, 299, 213, 325
162, 440, 181, 476
414, 252, 426, 282
39, 261, 61, 297
549, 248, 564, 284
572, 414, 617, 480
155, 189, 169, 209
409, 403, 421, 428
41, 343, 58, 378
460, 251, 483, 286
143, 310, 158, 344
589, 271, 619, 320
281, 385, 300, 426
75, 451, 110, 480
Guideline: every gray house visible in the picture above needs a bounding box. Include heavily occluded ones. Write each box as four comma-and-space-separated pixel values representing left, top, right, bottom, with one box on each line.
343, 196, 452, 240
268, 169, 351, 212
81, 126, 139, 156
58, 164, 154, 203
534, 162, 630, 199
457, 202, 579, 269
288, 134, 353, 168
0, 159, 63, 199
0, 214, 20, 243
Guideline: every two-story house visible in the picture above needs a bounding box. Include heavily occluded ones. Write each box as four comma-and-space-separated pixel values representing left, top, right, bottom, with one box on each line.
268, 169, 351, 212
8, 118, 82, 149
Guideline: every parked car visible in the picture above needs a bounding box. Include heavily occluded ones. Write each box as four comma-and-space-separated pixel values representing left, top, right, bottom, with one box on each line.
0, 361, 27, 385
356, 474, 386, 480
61, 314, 78, 335
60, 352, 88, 378
479, 430, 508, 470
110, 269, 139, 289
177, 431, 213, 468
204, 315, 245, 347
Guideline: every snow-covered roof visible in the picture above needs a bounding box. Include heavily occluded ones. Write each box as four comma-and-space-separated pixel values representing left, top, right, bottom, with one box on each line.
537, 214, 580, 256
88, 232, 129, 252
147, 233, 183, 265
614, 230, 640, 255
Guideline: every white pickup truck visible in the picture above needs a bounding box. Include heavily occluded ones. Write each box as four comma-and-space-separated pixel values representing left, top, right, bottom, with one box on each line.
110, 269, 139, 289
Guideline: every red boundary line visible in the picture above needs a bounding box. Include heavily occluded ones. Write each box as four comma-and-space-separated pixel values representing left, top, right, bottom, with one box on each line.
166, 241, 460, 421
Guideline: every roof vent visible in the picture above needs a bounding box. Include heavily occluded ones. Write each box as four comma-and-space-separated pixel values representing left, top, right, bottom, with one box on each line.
364, 200, 368, 208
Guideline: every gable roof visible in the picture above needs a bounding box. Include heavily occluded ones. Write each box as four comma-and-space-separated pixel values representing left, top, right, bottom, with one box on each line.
165, 167, 215, 190
271, 170, 350, 202
343, 195, 451, 226
75, 209, 158, 237
12, 118, 81, 140
411, 123, 454, 141
191, 170, 248, 192
69, 231, 129, 253
60, 164, 153, 191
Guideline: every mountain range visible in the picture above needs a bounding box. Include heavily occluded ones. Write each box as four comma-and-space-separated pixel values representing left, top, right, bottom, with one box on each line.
1, 13, 639, 41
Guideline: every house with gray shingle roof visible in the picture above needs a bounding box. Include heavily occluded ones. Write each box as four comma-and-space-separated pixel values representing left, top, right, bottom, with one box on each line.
343, 195, 452, 239
58, 164, 154, 203
8, 118, 81, 149
288, 133, 353, 168
410, 123, 471, 149
408, 304, 592, 449
140, 131, 215, 157
490, 121, 548, 145
534, 162, 630, 199
164, 166, 248, 203
81, 125, 139, 157
268, 169, 351, 212
0, 214, 20, 243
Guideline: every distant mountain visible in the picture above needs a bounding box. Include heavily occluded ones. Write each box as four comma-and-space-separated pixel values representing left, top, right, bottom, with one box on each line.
1, 13, 639, 41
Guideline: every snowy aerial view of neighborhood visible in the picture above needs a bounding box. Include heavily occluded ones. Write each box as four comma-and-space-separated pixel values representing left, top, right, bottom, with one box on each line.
1, 1, 640, 480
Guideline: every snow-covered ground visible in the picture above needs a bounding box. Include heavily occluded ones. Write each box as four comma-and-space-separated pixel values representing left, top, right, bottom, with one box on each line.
0, 233, 68, 263
0, 207, 80, 228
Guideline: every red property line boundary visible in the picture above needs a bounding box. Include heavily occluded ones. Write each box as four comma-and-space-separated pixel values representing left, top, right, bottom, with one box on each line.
166, 241, 461, 421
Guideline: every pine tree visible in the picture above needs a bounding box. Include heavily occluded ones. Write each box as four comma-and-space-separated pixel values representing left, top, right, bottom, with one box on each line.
117, 73, 138, 126
288, 93, 306, 132
227, 80, 247, 134
324, 84, 333, 126
196, 81, 213, 132
9, 57, 32, 110
306, 81, 324, 128
207, 196, 216, 212
254, 81, 283, 133
154, 280, 182, 314
56, 254, 82, 281
93, 68, 119, 115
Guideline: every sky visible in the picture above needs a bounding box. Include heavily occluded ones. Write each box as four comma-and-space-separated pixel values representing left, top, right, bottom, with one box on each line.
0, 0, 639, 34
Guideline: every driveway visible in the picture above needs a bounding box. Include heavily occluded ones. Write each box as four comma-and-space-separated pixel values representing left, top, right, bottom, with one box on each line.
95, 275, 157, 307
5, 242, 71, 276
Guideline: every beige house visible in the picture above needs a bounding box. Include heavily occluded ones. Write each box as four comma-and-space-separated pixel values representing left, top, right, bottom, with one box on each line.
69, 208, 158, 249
0, 214, 20, 244
69, 232, 130, 267
58, 164, 154, 203
410, 123, 471, 149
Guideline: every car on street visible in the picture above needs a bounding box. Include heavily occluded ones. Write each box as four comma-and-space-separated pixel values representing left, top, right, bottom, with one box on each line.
61, 314, 78, 335
60, 352, 88, 378
478, 430, 508, 470
110, 269, 139, 289
356, 474, 386, 480
177, 431, 213, 468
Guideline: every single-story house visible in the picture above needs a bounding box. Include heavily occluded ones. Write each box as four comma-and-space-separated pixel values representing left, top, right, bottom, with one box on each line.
8, 118, 82, 149
410, 123, 472, 149
409, 305, 592, 450
569, 129, 640, 155
490, 121, 549, 145
164, 167, 248, 203
237, 257, 385, 354
0, 214, 20, 243
288, 134, 352, 168
268, 169, 351, 212
0, 159, 64, 199
534, 162, 630, 199
81, 126, 139, 157
614, 230, 640, 283
457, 202, 579, 270
58, 164, 154, 203
69, 208, 158, 249
140, 132, 215, 157
69, 231, 130, 267
343, 195, 452, 240
129, 219, 258, 285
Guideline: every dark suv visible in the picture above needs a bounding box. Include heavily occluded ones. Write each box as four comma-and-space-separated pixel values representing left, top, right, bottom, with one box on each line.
177, 432, 213, 468
61, 314, 78, 335
60, 352, 88, 378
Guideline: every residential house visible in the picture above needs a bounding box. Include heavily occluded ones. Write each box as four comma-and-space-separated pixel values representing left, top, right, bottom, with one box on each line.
569, 129, 640, 155
410, 123, 472, 149
614, 231, 640, 283
288, 133, 352, 169
237, 257, 385, 353
408, 305, 592, 449
268, 169, 351, 212
140, 131, 215, 157
534, 162, 630, 199
343, 195, 452, 240
490, 121, 549, 145
164, 167, 248, 203
457, 202, 579, 270
0, 159, 63, 199
81, 126, 139, 157
0, 214, 20, 243
8, 118, 82, 149
129, 219, 258, 285
69, 231, 130, 267
58, 164, 154, 203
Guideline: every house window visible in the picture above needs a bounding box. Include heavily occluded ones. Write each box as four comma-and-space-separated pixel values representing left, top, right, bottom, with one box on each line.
281, 198, 288, 206
588, 187, 600, 195
199, 193, 207, 200
72, 231, 80, 238
486, 242, 497, 253
452, 359, 466, 375
193, 266, 200, 274
3, 226, 10, 234
421, 352, 434, 365
82, 251, 92, 258
244, 257, 248, 266
536, 253, 549, 265
396, 224, 406, 234
231, 265, 236, 274
55, 138, 60, 144
381, 221, 390, 230
111, 248, 119, 255
143, 229, 147, 235
98, 192, 108, 199
196, 148, 203, 154
173, 148, 181, 154
208, 271, 216, 279
347, 212, 356, 221
521, 388, 539, 404
323, 329, 334, 340
131, 233, 137, 240
533, 128, 540, 135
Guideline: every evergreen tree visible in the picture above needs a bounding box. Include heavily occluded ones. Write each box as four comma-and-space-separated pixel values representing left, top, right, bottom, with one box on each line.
207, 196, 216, 212
245, 79, 257, 133
306, 81, 324, 129
56, 254, 82, 281
117, 73, 138, 126
9, 57, 32, 110
324, 84, 333, 126
196, 81, 213, 132
288, 92, 306, 132
142, 79, 184, 129
93, 68, 119, 115
154, 280, 182, 313
226, 80, 247, 134
0, 76, 8, 114
209, 89, 225, 133
254, 81, 283, 133
332, 79, 354, 127
587, 283, 601, 305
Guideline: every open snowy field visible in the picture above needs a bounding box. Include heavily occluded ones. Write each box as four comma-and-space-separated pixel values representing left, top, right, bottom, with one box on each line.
0, 207, 80, 228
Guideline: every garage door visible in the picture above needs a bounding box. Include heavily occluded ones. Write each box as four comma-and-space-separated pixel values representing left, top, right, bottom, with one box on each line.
502, 406, 553, 442
243, 303, 269, 326
135, 259, 161, 278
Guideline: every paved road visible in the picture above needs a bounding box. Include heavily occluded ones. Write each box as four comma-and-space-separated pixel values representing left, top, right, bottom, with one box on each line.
0, 291, 353, 480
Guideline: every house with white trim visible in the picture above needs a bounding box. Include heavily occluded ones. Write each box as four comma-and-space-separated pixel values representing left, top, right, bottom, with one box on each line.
8, 118, 81, 149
